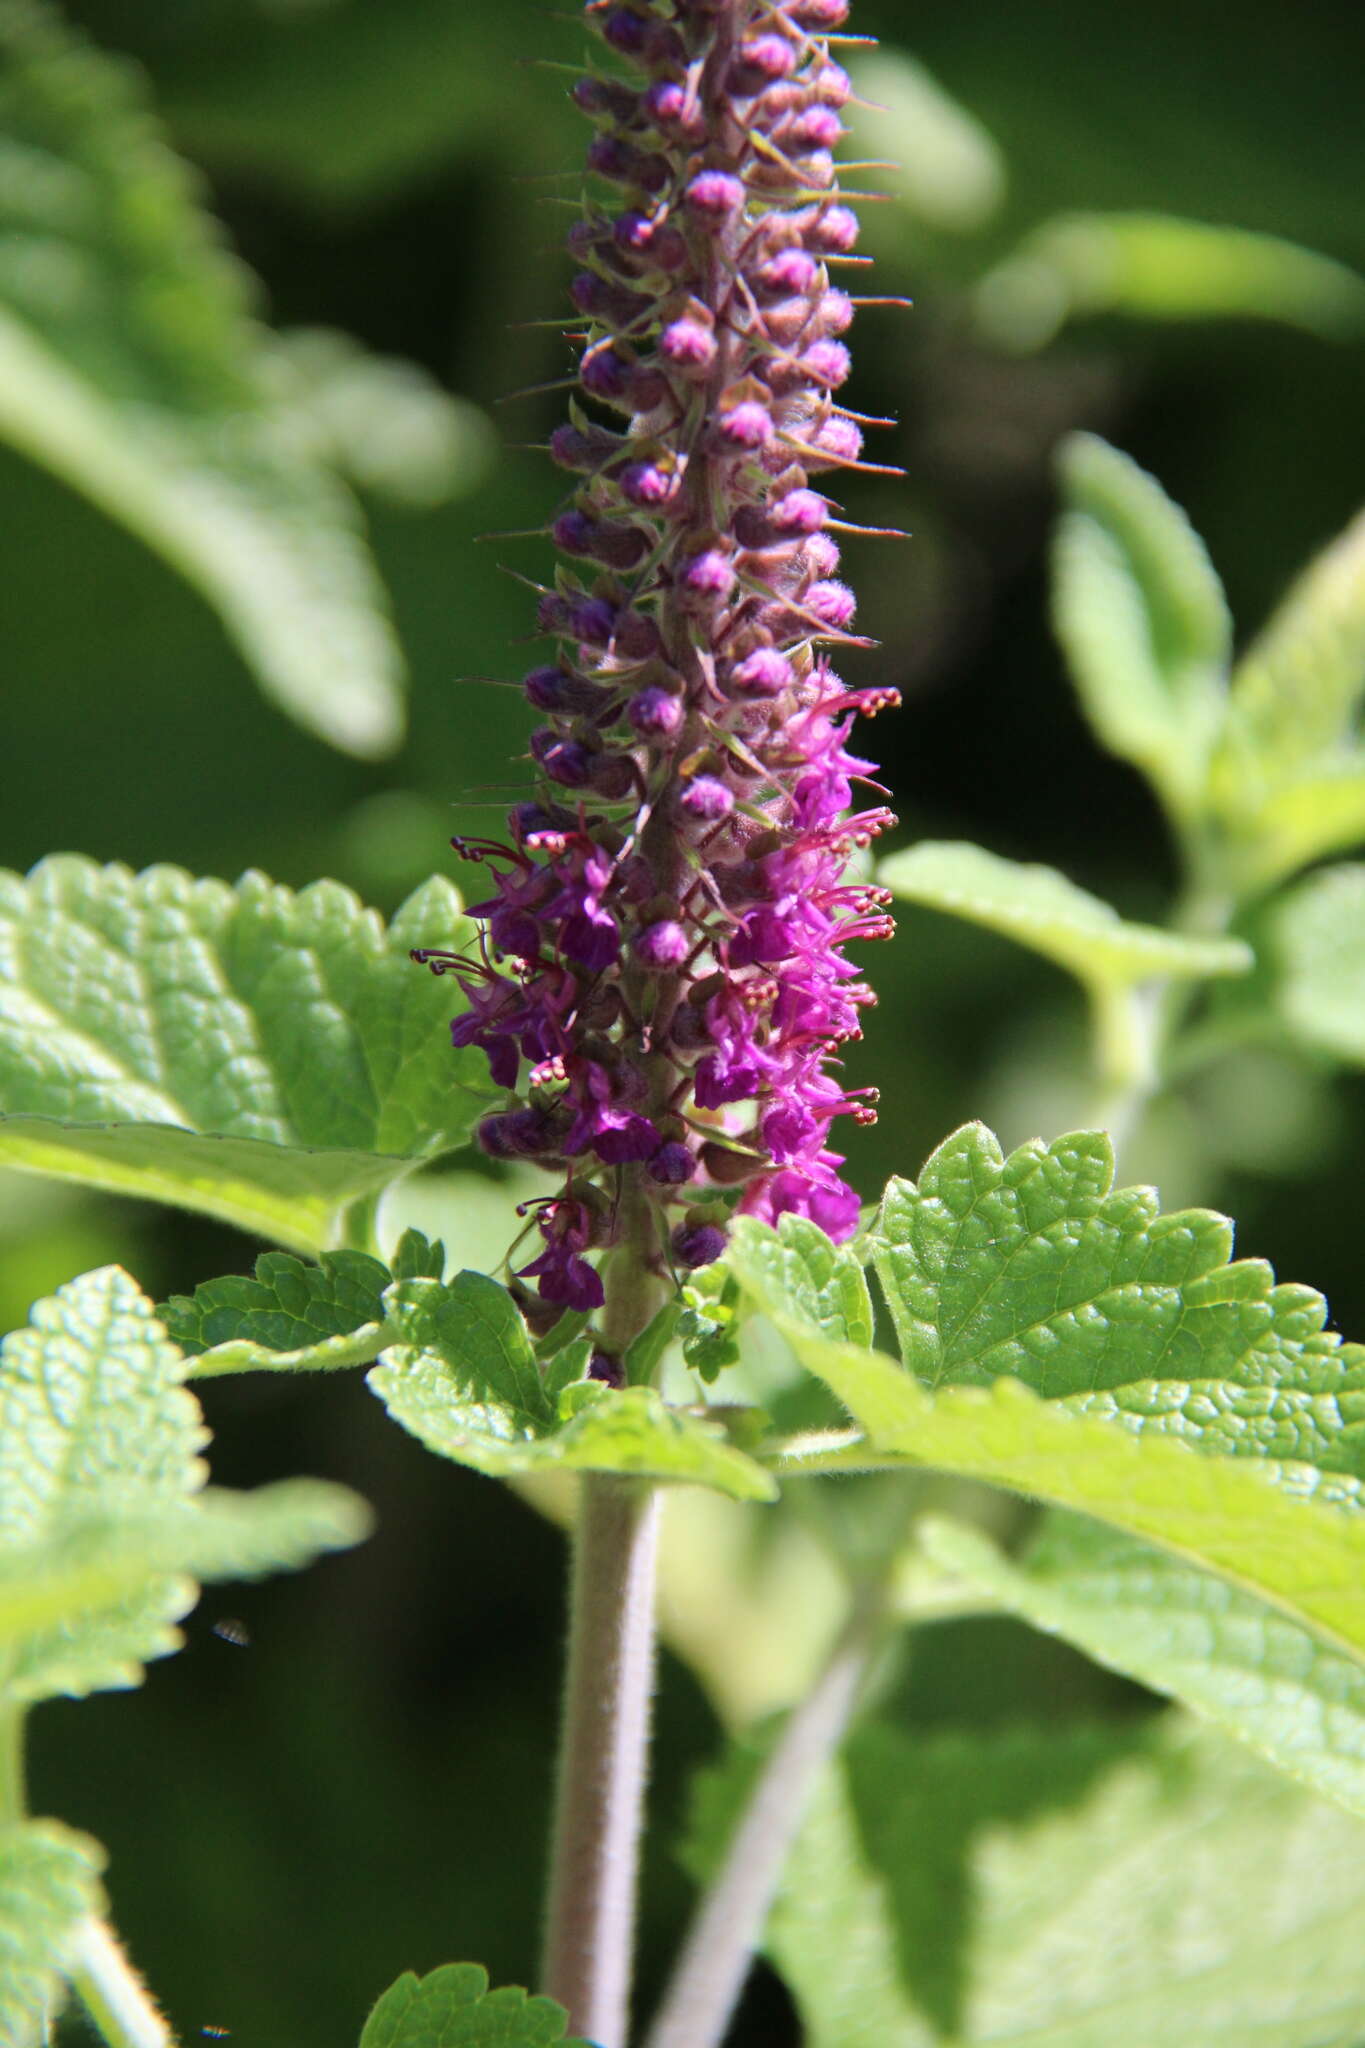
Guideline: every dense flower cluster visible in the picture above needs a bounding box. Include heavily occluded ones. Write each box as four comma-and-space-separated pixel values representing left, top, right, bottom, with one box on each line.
417, 0, 896, 1317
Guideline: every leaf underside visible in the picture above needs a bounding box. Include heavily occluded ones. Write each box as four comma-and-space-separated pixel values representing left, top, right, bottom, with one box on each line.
687, 1714, 1365, 2047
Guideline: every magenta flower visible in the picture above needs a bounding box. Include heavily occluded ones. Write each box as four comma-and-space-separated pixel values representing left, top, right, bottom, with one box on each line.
417, 0, 895, 1316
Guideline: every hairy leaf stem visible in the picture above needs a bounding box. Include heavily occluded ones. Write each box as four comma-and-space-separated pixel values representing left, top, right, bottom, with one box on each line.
643, 1592, 883, 2048
0, 1701, 23, 1823
542, 1182, 666, 2045
68, 1919, 176, 2048
541, 1471, 661, 2048
1088, 874, 1245, 1162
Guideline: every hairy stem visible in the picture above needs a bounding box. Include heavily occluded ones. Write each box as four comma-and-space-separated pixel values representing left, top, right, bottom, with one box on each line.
68, 1919, 176, 2048
0, 1702, 23, 1823
541, 1472, 661, 2047
643, 1597, 881, 2048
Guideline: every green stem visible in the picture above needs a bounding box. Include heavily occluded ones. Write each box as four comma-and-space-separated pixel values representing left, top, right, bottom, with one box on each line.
642, 1595, 883, 2048
541, 1182, 666, 2047
541, 1474, 661, 2048
335, 1189, 382, 1256
1086, 978, 1161, 1158
0, 1703, 23, 1823
68, 1919, 176, 2048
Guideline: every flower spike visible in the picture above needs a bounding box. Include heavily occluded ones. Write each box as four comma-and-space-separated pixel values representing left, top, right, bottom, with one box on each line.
419, 0, 898, 1314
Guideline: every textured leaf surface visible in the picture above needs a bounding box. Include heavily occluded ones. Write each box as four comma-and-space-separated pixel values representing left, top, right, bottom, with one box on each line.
163, 1231, 446, 1376
385, 1272, 556, 1430
0, 860, 486, 1250
371, 1337, 775, 1501
977, 211, 1365, 352
726, 1214, 874, 1350
868, 1124, 1365, 1482
686, 1715, 1365, 2047
360, 1962, 588, 2048
879, 840, 1249, 990
164, 1249, 393, 1375
920, 1511, 1365, 1820
0, 1821, 103, 2048
1053, 432, 1229, 820
772, 1329, 1365, 1666
0, 1, 407, 754
0, 1266, 368, 1700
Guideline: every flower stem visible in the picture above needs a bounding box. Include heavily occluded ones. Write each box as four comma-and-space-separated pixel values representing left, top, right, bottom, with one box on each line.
68, 1919, 176, 2048
541, 1472, 661, 2048
0, 1702, 23, 1823
642, 1594, 881, 2048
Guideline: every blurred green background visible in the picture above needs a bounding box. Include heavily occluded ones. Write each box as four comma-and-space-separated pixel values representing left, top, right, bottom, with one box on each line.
4, 0, 1364, 2039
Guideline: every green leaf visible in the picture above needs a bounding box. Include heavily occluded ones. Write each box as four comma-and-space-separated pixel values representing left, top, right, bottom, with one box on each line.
163, 1248, 393, 1372
771, 1328, 1365, 1669
1210, 509, 1365, 887
868, 1125, 1365, 1483
1224, 508, 1365, 781
0, 1820, 104, 2048
1220, 755, 1365, 892
370, 1342, 776, 1501
677, 1266, 744, 1384
624, 1299, 683, 1388
0, 1483, 369, 1665
0, 0, 409, 755
0, 859, 488, 1251
0, 1265, 369, 1701
878, 840, 1251, 991
263, 327, 495, 511
920, 1510, 1365, 1821
360, 1961, 589, 2048
977, 211, 1365, 353
725, 1214, 874, 1350
745, 1125, 1365, 1663
385, 1271, 555, 1430
687, 1715, 1365, 2046
1052, 432, 1230, 823
847, 51, 1005, 237
1242, 862, 1365, 1066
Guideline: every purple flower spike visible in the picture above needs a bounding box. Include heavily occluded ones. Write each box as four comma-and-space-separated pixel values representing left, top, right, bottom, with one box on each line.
418, 0, 898, 1320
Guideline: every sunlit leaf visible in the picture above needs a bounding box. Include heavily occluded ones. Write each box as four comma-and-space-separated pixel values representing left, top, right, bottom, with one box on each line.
1052, 432, 1230, 825
1212, 509, 1365, 886
978, 212, 1365, 353
0, 1265, 369, 1702
371, 1301, 776, 1501
1241, 863, 1365, 1066
920, 1510, 1365, 1820
848, 51, 1005, 237
686, 1715, 1365, 2046
725, 1213, 874, 1351
0, 859, 487, 1251
0, 1821, 103, 2048
879, 839, 1250, 990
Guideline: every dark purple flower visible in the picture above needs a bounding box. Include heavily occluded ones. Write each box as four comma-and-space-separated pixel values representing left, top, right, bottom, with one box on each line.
417, 0, 897, 1319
